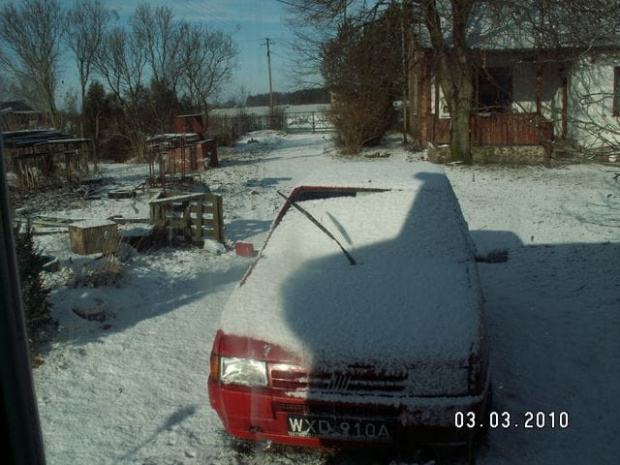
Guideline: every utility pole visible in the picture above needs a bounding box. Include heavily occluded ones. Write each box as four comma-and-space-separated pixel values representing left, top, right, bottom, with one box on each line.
264, 38, 275, 126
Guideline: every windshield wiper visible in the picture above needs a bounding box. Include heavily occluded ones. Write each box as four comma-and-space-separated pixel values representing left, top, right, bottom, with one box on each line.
277, 190, 356, 266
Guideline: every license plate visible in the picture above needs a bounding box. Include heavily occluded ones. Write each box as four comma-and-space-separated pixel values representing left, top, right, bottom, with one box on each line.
287, 415, 393, 442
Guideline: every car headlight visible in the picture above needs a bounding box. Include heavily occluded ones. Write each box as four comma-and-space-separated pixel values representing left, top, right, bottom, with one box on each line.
220, 356, 268, 387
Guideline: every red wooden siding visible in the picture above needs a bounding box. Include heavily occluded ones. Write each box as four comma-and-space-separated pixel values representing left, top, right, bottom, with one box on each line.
425, 113, 553, 146
472, 113, 553, 145
165, 139, 217, 173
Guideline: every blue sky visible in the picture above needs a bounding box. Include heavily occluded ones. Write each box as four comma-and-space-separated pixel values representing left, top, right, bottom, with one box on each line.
59, 0, 307, 100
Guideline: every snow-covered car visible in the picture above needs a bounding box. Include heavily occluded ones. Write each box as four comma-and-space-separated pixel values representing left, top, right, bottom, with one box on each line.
208, 162, 490, 449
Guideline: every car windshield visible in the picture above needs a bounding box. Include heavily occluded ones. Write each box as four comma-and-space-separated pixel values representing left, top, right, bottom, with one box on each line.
278, 188, 389, 265
1, 1, 619, 465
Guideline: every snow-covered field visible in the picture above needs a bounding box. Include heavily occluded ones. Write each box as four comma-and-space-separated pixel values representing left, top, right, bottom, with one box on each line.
212, 104, 333, 133
213, 104, 330, 117
29, 131, 620, 464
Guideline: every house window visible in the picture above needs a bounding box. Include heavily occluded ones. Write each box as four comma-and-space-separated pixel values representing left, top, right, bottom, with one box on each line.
614, 67, 620, 117
477, 67, 513, 112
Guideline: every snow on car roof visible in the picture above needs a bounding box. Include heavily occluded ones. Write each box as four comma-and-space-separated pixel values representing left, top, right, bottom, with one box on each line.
296, 161, 448, 190
220, 162, 483, 369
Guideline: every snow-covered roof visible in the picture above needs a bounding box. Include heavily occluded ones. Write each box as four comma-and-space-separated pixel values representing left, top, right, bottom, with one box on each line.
295, 160, 447, 190
413, 2, 618, 52
220, 162, 483, 370
146, 133, 200, 142
70, 219, 117, 229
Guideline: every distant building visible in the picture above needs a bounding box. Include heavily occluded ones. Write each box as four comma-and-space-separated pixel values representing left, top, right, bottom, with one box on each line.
1, 101, 51, 131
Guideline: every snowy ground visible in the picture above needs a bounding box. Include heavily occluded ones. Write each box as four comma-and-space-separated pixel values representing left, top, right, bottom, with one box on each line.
27, 131, 620, 464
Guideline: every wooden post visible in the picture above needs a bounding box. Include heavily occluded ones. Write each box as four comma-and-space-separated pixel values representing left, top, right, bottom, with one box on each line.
214, 195, 224, 242
158, 149, 165, 196
194, 199, 203, 241
561, 75, 568, 140
65, 151, 71, 183
536, 56, 543, 116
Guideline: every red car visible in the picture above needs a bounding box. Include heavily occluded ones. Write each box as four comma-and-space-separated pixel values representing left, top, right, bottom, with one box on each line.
209, 162, 490, 450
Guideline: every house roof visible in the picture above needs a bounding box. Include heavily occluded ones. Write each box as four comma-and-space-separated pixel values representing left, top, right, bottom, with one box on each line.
0, 101, 34, 112
2, 130, 76, 148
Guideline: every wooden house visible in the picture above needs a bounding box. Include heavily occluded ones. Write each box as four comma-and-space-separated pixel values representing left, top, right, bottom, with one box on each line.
1, 101, 50, 131
407, 6, 620, 161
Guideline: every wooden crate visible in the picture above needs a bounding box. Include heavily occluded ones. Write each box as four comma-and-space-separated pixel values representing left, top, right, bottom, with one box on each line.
163, 139, 218, 173
69, 219, 119, 255
149, 192, 224, 243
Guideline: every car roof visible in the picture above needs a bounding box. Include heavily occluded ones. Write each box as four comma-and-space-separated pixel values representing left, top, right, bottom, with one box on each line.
294, 161, 449, 191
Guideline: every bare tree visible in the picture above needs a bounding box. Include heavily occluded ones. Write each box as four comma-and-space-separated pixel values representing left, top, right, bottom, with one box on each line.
93, 25, 149, 159
94, 26, 147, 104
90, 3, 237, 158
66, 0, 114, 136
131, 4, 182, 92
282, 11, 340, 90
0, 0, 66, 127
234, 85, 250, 108
177, 23, 238, 114
508, 0, 620, 50
418, 0, 476, 162
131, 5, 202, 133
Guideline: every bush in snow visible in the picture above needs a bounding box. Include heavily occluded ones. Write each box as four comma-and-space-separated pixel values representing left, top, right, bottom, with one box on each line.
14, 225, 55, 342
328, 96, 397, 154
321, 5, 402, 154
69, 255, 125, 288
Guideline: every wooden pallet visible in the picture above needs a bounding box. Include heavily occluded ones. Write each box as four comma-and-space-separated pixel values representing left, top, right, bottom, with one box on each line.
149, 192, 224, 243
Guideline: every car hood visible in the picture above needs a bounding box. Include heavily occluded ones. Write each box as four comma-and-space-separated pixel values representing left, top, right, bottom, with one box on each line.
221, 254, 483, 371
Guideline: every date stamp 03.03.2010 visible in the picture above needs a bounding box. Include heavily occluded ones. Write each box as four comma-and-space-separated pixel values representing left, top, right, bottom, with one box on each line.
454, 411, 570, 430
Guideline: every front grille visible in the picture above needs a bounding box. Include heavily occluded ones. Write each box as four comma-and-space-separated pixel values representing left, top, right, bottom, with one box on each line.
270, 366, 407, 394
